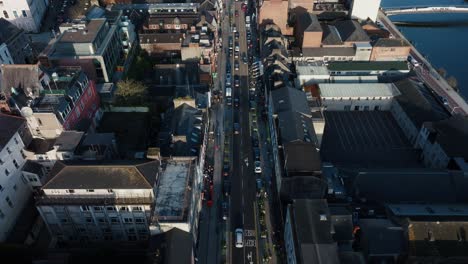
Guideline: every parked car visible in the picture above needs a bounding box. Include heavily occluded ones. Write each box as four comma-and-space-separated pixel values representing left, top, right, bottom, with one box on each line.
254, 161, 262, 173
235, 31, 239, 40
234, 60, 239, 71
235, 228, 244, 248
256, 178, 263, 194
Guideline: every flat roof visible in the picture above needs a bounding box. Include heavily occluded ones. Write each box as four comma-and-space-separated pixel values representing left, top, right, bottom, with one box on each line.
319, 83, 400, 98
59, 19, 105, 43
388, 204, 468, 217
296, 61, 330, 77
321, 111, 421, 167
328, 61, 409, 71
155, 158, 195, 221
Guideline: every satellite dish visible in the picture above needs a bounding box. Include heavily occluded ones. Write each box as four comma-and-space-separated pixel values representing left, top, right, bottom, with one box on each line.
21, 107, 34, 117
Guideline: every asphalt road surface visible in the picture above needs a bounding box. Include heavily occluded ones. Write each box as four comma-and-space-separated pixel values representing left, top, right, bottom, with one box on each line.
228, 1, 259, 264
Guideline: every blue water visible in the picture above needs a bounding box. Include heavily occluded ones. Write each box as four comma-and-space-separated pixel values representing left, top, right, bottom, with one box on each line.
381, 0, 468, 99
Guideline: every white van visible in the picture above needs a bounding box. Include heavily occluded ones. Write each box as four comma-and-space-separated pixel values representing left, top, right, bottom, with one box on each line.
235, 228, 244, 248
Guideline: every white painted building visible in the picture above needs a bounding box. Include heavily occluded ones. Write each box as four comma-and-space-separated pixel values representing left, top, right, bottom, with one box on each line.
35, 160, 160, 244
319, 83, 401, 111
349, 0, 382, 22
0, 0, 48, 32
0, 43, 13, 64
0, 113, 32, 241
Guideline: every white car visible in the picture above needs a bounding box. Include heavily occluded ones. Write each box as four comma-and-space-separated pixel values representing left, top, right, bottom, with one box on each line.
235, 228, 244, 248
255, 161, 262, 174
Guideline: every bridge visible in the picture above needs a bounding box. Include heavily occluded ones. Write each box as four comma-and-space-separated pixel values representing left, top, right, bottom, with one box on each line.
382, 5, 468, 16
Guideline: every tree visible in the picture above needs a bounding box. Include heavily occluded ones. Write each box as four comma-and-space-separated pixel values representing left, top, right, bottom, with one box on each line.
437, 67, 447, 78
447, 76, 458, 89
115, 79, 148, 106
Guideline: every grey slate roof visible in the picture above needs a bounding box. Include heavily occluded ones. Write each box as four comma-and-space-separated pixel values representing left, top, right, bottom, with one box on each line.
278, 111, 317, 144
301, 47, 356, 57
321, 24, 343, 46
283, 141, 321, 174
394, 78, 448, 128
346, 168, 465, 203
0, 18, 22, 43
334, 20, 370, 43
290, 199, 340, 264
427, 114, 468, 159
44, 160, 160, 189
271, 87, 310, 115
0, 114, 26, 150
359, 219, 404, 257
297, 12, 322, 32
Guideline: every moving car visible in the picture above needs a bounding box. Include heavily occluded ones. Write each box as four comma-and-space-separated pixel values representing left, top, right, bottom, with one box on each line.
234, 60, 239, 71
255, 161, 262, 173
234, 97, 240, 107
235, 228, 244, 248
234, 75, 240, 87
226, 73, 232, 86
235, 10, 239, 17
235, 31, 239, 40
234, 123, 240, 135
222, 202, 228, 220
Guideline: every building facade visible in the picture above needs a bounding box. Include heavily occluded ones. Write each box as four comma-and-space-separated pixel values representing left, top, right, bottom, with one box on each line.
0, 43, 13, 64
0, 18, 32, 63
0, 114, 32, 241
0, 0, 48, 32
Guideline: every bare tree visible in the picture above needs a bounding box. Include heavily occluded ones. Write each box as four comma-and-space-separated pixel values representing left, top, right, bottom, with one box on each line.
447, 76, 458, 89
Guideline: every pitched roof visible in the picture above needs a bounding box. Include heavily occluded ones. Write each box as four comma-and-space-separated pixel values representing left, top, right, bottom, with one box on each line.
43, 160, 160, 189
321, 24, 343, 46
283, 141, 321, 173
278, 111, 317, 144
0, 113, 26, 150
427, 115, 468, 159
335, 20, 370, 43
394, 78, 448, 128
271, 87, 310, 115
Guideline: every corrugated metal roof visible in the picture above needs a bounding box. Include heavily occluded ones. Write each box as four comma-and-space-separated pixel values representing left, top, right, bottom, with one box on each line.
319, 83, 400, 98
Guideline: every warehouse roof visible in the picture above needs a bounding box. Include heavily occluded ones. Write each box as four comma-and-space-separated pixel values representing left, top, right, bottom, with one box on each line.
328, 61, 409, 71
318, 83, 400, 98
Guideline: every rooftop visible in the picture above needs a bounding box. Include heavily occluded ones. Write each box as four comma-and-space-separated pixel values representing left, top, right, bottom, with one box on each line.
319, 83, 400, 98
394, 78, 449, 128
373, 38, 410, 47
283, 141, 322, 174
321, 24, 343, 46
327, 61, 409, 71
43, 160, 160, 190
59, 19, 106, 43
321, 111, 421, 168
277, 111, 317, 144
1, 64, 43, 100
0, 18, 22, 44
359, 219, 404, 257
139, 31, 184, 44
289, 199, 340, 264
300, 47, 356, 57
155, 158, 196, 221
426, 115, 468, 159
296, 61, 330, 76
271, 87, 310, 115
54, 131, 84, 151
388, 203, 468, 217
334, 20, 370, 43
0, 113, 26, 150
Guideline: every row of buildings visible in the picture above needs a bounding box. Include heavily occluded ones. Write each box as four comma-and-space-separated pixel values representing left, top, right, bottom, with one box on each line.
257, 3, 468, 263
0, 1, 222, 263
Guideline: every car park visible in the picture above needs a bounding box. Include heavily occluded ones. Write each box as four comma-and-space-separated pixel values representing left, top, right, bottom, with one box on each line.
254, 161, 262, 173
235, 228, 244, 248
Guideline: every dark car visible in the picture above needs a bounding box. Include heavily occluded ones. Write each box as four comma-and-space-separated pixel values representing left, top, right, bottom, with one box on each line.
221, 202, 229, 220
234, 75, 240, 87
234, 123, 240, 135
256, 179, 263, 195
252, 137, 259, 147
223, 163, 230, 177
223, 180, 231, 196
254, 147, 260, 160
234, 97, 240, 107
234, 60, 239, 71
242, 52, 248, 64
235, 32, 240, 40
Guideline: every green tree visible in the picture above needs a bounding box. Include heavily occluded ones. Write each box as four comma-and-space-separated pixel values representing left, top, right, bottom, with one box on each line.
115, 79, 148, 106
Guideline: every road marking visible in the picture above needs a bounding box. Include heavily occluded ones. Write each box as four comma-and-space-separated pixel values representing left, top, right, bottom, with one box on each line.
244, 239, 256, 247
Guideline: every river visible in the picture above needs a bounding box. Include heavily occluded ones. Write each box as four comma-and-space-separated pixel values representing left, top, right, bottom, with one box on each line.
381, 0, 468, 100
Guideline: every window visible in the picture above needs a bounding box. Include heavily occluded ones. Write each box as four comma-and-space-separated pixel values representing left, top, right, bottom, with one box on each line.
5, 169, 9, 176
106, 206, 115, 211
5, 197, 13, 208
13, 159, 19, 169
354, 106, 360, 111
80, 206, 89, 211
93, 206, 102, 211
12, 10, 18, 18
3, 11, 8, 18
13, 184, 17, 191
135, 218, 144, 223
0, 209, 4, 219
85, 218, 93, 223
97, 218, 105, 223
123, 218, 133, 223
110, 217, 119, 224
0, 158, 3, 165
364, 106, 369, 111
14, 137, 19, 144
86, 189, 94, 193
0, 184, 3, 191
21, 150, 26, 159
67, 189, 75, 193
107, 189, 113, 193
60, 218, 68, 223
22, 10, 27, 17
132, 206, 143, 211
6, 147, 11, 154
120, 206, 128, 211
